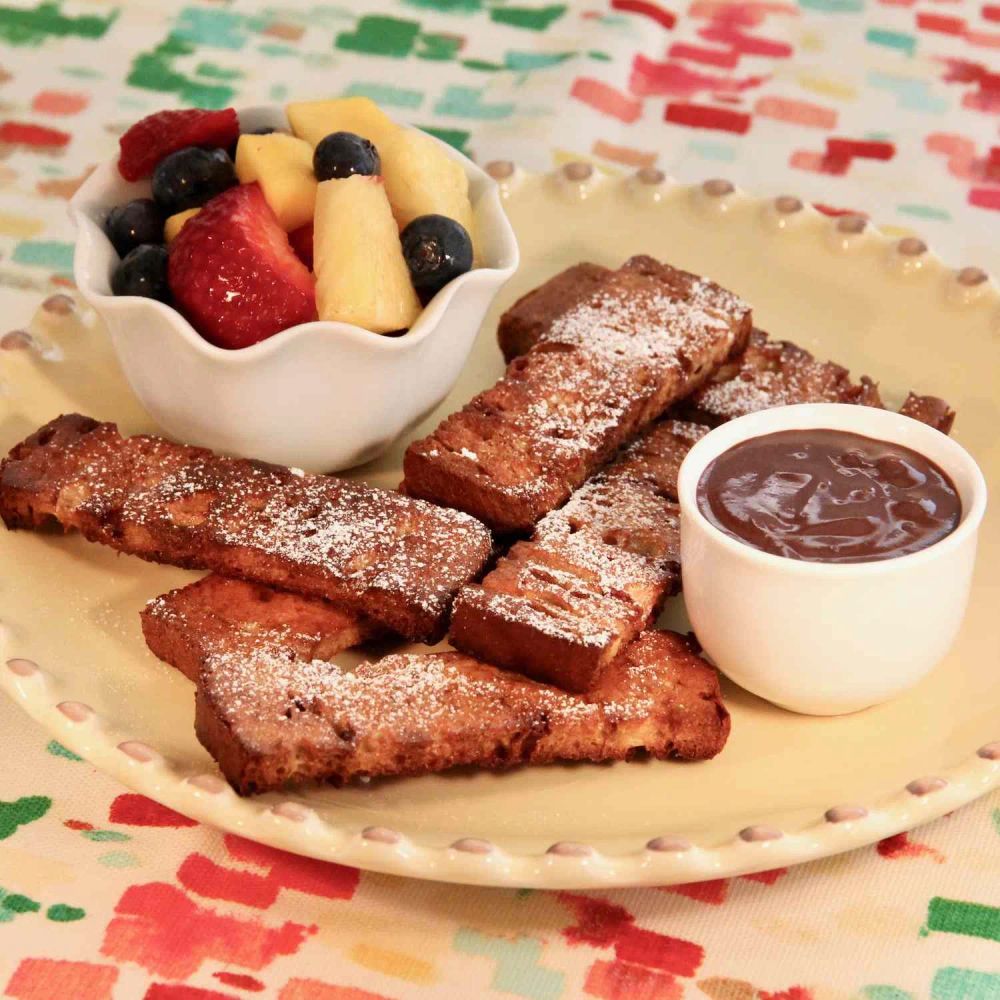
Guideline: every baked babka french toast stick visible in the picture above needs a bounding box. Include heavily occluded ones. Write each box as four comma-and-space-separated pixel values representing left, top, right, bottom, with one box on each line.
0, 415, 492, 642
501, 265, 955, 434
682, 329, 956, 432
142, 575, 379, 683
449, 419, 707, 692
404, 256, 751, 533
497, 261, 611, 361
190, 630, 729, 794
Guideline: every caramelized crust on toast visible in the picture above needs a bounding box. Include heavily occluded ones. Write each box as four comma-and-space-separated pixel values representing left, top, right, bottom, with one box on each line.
142, 575, 379, 682
0, 415, 493, 642
450, 419, 704, 692
498, 262, 611, 361
192, 629, 730, 793
898, 392, 956, 434
404, 256, 751, 533
683, 329, 884, 424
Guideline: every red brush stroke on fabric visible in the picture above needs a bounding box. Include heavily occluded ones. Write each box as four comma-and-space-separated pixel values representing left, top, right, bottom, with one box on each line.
177, 838, 358, 909
570, 78, 643, 122
742, 867, 789, 885
31, 90, 89, 115
876, 832, 945, 862
755, 96, 837, 128
965, 28, 1000, 48
825, 138, 895, 160
144, 986, 236, 1000
65, 819, 94, 831
668, 42, 741, 67
101, 882, 314, 979
559, 894, 633, 947
612, 0, 677, 30
984, 5, 1000, 22
178, 854, 279, 909
557, 894, 703, 976
760, 989, 815, 1000
663, 878, 728, 904
665, 102, 752, 133
584, 959, 683, 1000
5, 959, 118, 1000
223, 835, 360, 901
614, 926, 703, 977
812, 203, 867, 216
698, 24, 793, 57
109, 794, 197, 827
689, 2, 798, 26
631, 53, 766, 97
0, 121, 70, 148
279, 980, 391, 1000
213, 972, 266, 992
917, 12, 966, 34
968, 186, 1000, 209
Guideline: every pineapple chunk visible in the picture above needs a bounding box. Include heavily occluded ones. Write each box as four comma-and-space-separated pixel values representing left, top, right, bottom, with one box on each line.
314, 176, 421, 334
235, 133, 316, 232
286, 97, 400, 155
381, 127, 475, 242
164, 208, 200, 243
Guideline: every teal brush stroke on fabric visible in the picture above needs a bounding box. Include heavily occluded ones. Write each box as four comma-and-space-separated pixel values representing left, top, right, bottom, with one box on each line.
689, 139, 737, 162
865, 28, 916, 57
12, 241, 73, 274
867, 71, 947, 113
798, 0, 864, 11
505, 50, 573, 70
861, 986, 914, 1000
45, 740, 82, 762
173, 7, 266, 51
454, 928, 564, 1000
898, 204, 951, 221
932, 967, 1000, 1000
434, 84, 514, 118
345, 82, 424, 109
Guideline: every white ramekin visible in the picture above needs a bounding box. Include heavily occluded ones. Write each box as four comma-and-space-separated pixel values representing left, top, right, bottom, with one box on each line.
69, 105, 519, 472
678, 403, 987, 715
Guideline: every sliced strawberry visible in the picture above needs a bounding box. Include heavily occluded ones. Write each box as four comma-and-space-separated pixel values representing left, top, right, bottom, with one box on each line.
288, 221, 314, 270
118, 107, 239, 181
168, 183, 316, 349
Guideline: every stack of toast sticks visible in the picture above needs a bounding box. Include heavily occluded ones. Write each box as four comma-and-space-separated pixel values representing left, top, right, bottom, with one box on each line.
0, 256, 954, 794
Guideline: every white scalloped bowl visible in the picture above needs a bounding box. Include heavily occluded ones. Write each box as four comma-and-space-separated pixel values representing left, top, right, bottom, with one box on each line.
69, 106, 519, 471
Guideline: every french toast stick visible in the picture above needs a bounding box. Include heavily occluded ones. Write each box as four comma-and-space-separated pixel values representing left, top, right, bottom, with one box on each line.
0, 415, 493, 642
187, 629, 730, 793
403, 256, 751, 533
142, 575, 379, 682
449, 419, 706, 692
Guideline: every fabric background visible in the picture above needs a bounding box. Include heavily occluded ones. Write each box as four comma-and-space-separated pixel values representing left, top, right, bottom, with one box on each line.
0, 2, 997, 998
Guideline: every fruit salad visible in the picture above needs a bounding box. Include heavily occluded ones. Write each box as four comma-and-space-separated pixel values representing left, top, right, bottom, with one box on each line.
106, 98, 477, 349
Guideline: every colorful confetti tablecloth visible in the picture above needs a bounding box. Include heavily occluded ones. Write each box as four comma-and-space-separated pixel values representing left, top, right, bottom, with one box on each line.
1, 2, 998, 998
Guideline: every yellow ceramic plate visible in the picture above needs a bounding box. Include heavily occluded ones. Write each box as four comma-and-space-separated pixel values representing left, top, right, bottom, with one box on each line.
2, 170, 998, 889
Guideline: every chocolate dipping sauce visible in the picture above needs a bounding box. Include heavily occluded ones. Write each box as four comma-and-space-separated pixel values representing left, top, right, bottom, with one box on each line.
696, 428, 961, 563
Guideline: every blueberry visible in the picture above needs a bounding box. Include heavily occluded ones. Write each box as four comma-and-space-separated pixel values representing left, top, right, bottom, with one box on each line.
110, 244, 170, 302
313, 131, 380, 181
151, 146, 236, 215
104, 198, 164, 258
401, 215, 473, 304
